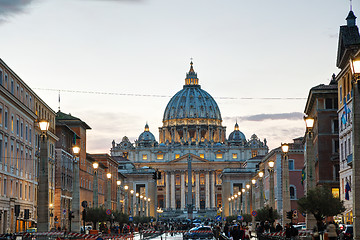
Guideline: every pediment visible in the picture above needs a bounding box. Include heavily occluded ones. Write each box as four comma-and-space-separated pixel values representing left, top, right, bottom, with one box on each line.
169, 153, 210, 163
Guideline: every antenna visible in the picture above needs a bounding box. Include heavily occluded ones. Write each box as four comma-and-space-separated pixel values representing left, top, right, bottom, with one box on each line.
350, 0, 353, 11
58, 90, 61, 111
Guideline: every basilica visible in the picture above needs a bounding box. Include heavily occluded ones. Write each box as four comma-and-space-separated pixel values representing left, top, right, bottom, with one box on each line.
111, 62, 268, 218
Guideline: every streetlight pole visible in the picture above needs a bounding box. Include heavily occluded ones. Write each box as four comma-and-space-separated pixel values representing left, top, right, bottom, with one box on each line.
304, 116, 316, 229
71, 145, 81, 233
246, 184, 250, 214
106, 173, 112, 210
124, 186, 129, 215
144, 197, 147, 217
281, 143, 291, 226
228, 197, 232, 216
241, 188, 245, 214
136, 193, 139, 216
140, 195, 144, 217
130, 190, 134, 218
258, 171, 264, 209
268, 160, 275, 210
117, 180, 122, 212
349, 57, 360, 240
93, 162, 99, 208
234, 194, 238, 215
147, 198, 150, 217
38, 119, 50, 232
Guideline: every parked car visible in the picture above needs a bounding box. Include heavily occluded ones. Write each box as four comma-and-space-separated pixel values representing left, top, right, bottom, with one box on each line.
183, 226, 214, 240
339, 225, 353, 240
293, 224, 306, 230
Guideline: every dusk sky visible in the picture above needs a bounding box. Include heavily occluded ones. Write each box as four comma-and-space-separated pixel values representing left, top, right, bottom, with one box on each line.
0, 0, 355, 153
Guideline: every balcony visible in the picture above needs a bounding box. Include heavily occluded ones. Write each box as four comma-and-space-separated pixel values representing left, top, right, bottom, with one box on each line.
347, 154, 353, 166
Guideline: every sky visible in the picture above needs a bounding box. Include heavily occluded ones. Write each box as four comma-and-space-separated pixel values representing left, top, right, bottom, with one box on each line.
0, 0, 355, 153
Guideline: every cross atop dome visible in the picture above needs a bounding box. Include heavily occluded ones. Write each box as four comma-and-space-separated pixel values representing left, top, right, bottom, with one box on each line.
185, 61, 199, 85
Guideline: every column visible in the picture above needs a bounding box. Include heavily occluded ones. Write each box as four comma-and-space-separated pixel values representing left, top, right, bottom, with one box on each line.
195, 172, 200, 210
181, 172, 186, 210
205, 172, 210, 209
165, 172, 170, 210
171, 172, 176, 210
211, 172, 216, 209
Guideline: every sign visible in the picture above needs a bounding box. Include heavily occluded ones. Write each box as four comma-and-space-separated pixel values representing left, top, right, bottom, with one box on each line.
129, 216, 133, 221
216, 215, 222, 221
237, 215, 243, 221
251, 211, 257, 217
106, 209, 112, 215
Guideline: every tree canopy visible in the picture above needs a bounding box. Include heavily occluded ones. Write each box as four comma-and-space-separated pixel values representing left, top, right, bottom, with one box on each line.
297, 186, 345, 221
255, 206, 280, 223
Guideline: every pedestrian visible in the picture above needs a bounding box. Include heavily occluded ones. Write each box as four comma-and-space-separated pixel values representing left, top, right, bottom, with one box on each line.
325, 222, 337, 240
312, 225, 320, 240
275, 223, 283, 232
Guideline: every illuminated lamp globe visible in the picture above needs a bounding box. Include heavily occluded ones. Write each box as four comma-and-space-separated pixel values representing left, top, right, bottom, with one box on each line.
107, 173, 112, 179
268, 160, 275, 169
93, 162, 99, 169
252, 179, 256, 184
73, 146, 80, 155
117, 180, 121, 186
38, 119, 49, 132
281, 143, 289, 153
258, 171, 264, 178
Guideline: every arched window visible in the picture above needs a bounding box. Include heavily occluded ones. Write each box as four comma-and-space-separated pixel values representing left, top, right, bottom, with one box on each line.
290, 185, 296, 200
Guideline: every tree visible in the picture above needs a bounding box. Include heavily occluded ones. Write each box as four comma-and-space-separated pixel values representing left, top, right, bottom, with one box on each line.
255, 206, 280, 223
297, 186, 345, 221
243, 214, 252, 223
113, 210, 129, 224
83, 207, 107, 230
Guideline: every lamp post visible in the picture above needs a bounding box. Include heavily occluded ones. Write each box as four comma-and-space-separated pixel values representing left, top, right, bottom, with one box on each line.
124, 185, 129, 214
187, 154, 193, 220
140, 195, 144, 217
258, 171, 264, 209
304, 116, 316, 229
156, 207, 163, 222
147, 198, 151, 217
38, 119, 50, 232
251, 179, 257, 229
117, 180, 122, 212
130, 190, 134, 217
228, 197, 232, 216
106, 173, 112, 210
246, 184, 250, 214
350, 57, 360, 240
234, 194, 238, 214
268, 160, 275, 210
93, 162, 99, 208
237, 191, 241, 215
136, 193, 139, 216
71, 145, 81, 233
241, 188, 245, 214
281, 143, 291, 226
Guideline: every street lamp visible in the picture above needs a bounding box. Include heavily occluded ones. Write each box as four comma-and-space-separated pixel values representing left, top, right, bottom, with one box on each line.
136, 193, 140, 216
268, 160, 275, 209
117, 180, 122, 212
93, 162, 99, 208
258, 171, 264, 209
304, 116, 316, 229
234, 194, 238, 214
38, 119, 50, 232
246, 184, 251, 214
71, 144, 81, 233
350, 56, 360, 240
140, 195, 144, 217
144, 197, 147, 217
228, 197, 232, 216
281, 143, 291, 226
106, 173, 112, 210
147, 198, 151, 217
130, 190, 134, 218
124, 186, 129, 214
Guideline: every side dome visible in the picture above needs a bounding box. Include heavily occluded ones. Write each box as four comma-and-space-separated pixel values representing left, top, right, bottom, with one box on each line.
228, 122, 246, 143
163, 62, 222, 125
138, 123, 156, 142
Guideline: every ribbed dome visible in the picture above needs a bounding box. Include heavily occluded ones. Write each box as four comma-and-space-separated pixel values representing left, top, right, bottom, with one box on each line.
163, 62, 222, 123
138, 124, 156, 142
228, 123, 246, 141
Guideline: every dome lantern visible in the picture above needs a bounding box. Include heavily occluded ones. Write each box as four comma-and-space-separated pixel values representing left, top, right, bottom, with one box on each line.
185, 61, 199, 85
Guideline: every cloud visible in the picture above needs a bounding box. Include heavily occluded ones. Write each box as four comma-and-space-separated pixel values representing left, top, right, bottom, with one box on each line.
225, 112, 303, 122
0, 0, 36, 22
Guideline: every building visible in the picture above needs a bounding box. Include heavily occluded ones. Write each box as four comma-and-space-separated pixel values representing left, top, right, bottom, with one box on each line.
259, 138, 305, 225
0, 58, 57, 233
111, 62, 268, 218
335, 10, 360, 224
304, 76, 340, 193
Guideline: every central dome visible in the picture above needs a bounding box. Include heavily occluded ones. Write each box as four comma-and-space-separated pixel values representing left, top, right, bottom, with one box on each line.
163, 62, 222, 124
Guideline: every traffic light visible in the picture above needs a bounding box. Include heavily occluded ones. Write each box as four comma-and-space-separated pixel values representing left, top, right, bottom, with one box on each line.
286, 210, 293, 220
68, 211, 75, 220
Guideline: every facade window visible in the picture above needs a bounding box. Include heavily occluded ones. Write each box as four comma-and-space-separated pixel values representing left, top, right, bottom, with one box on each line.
325, 98, 333, 109
28, 185, 31, 200
175, 154, 180, 159
11, 115, 13, 132
0, 137, 2, 163
20, 183, 22, 199
3, 179, 6, 196
4, 109, 7, 129
16, 118, 19, 135
288, 159, 294, 170
20, 122, 23, 138
333, 139, 339, 153
10, 80, 14, 94
332, 188, 340, 198
290, 185, 296, 199
333, 119, 339, 133
216, 154, 223, 159
175, 175, 180, 185
340, 86, 343, 103
0, 69, 2, 85
251, 150, 257, 158
200, 154, 204, 158
142, 154, 147, 160
232, 153, 237, 159
334, 164, 340, 181
0, 106, 2, 126
200, 174, 205, 185
4, 75, 7, 88
29, 128, 32, 143
25, 125, 28, 141
157, 154, 163, 160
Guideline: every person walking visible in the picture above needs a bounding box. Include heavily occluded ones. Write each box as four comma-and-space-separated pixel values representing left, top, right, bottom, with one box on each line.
325, 222, 337, 240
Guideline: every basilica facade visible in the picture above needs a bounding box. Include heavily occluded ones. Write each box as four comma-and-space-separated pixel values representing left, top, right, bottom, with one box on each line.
111, 62, 268, 217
